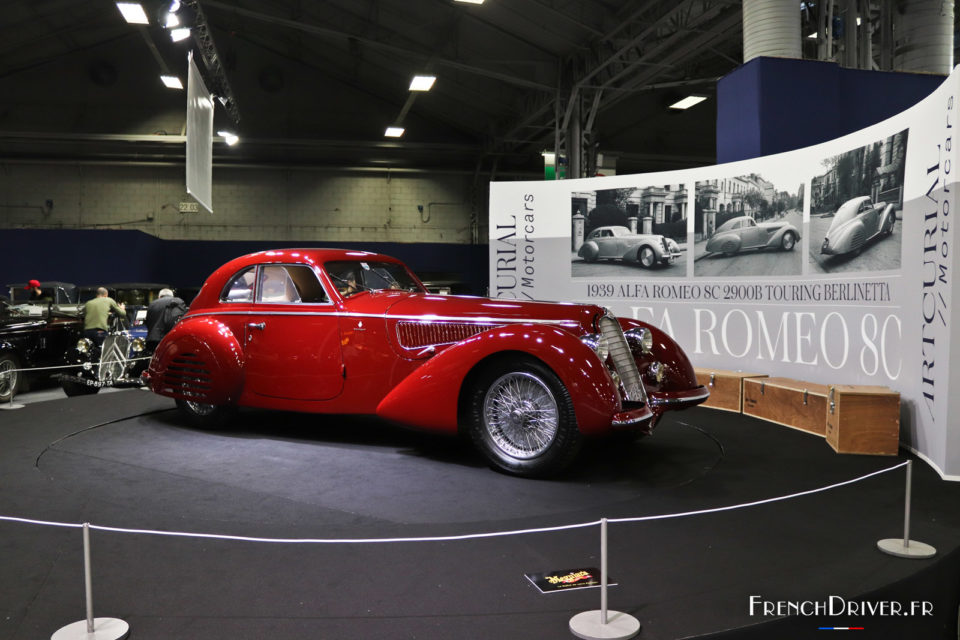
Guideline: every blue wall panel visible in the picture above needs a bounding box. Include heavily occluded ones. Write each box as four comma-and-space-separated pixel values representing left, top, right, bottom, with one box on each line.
718, 57, 943, 163
1, 229, 488, 296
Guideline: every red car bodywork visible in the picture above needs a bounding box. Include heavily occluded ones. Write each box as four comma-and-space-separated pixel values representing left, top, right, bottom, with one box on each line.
145, 249, 707, 473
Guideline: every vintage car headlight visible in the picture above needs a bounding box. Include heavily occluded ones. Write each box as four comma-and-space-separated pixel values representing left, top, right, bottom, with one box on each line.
131, 338, 146, 353
624, 327, 653, 355
579, 333, 609, 362
666, 238, 680, 251
76, 338, 94, 354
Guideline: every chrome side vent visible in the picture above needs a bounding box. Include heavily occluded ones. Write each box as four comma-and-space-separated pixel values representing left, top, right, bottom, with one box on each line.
598, 313, 647, 403
396, 321, 499, 350
163, 352, 212, 399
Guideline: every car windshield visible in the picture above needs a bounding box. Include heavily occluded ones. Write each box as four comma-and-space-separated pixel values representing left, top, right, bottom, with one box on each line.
325, 260, 424, 298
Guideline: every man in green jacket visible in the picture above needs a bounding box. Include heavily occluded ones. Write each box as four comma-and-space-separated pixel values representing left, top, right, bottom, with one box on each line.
83, 287, 126, 345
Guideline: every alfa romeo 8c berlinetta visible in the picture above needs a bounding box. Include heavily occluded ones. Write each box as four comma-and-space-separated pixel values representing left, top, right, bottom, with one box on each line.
144, 249, 708, 477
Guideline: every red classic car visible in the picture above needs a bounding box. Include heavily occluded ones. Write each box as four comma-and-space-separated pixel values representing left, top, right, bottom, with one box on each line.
144, 249, 708, 476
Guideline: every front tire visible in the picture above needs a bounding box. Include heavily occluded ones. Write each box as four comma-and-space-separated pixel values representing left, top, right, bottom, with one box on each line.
637, 246, 657, 268
781, 232, 796, 251
61, 380, 100, 397
0, 353, 21, 403
466, 357, 582, 477
175, 398, 235, 429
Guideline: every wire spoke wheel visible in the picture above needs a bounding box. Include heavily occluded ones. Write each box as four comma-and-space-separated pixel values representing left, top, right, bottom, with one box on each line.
482, 372, 559, 459
0, 356, 18, 400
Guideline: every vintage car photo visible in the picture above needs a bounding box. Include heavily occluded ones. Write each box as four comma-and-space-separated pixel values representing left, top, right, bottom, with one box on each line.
809, 130, 906, 273
694, 171, 804, 277
704, 216, 800, 255
572, 184, 688, 279
820, 196, 896, 256
144, 249, 709, 477
577, 225, 682, 268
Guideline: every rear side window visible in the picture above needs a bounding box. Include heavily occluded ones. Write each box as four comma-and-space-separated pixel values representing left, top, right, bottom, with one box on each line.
222, 267, 256, 303
257, 265, 329, 304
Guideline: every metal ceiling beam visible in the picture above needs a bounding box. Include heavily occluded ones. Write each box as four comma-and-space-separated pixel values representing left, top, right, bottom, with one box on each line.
202, 0, 555, 92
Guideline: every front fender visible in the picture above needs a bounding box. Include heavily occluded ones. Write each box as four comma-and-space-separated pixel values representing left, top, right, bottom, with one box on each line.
147, 316, 244, 405
618, 318, 699, 393
376, 324, 620, 435
880, 204, 896, 229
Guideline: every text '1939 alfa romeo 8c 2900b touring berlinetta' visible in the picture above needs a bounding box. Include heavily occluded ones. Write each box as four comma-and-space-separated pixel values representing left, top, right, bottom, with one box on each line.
143, 249, 708, 477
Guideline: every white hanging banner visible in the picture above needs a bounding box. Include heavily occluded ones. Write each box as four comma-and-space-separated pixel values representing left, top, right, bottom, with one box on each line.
186, 51, 214, 214
490, 68, 959, 480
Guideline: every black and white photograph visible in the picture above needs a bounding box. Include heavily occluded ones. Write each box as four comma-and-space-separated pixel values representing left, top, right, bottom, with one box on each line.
809, 130, 908, 274
571, 185, 688, 278
693, 171, 804, 277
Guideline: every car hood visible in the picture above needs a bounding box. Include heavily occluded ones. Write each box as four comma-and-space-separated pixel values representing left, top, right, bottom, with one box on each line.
344, 291, 603, 334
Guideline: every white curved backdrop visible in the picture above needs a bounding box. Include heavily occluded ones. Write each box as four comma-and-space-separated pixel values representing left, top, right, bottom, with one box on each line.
490, 68, 959, 480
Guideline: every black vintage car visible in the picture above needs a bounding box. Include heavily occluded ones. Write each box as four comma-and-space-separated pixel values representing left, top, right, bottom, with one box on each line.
56, 283, 171, 396
0, 283, 83, 402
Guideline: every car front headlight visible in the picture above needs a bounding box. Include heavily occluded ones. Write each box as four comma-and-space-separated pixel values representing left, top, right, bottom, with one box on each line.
76, 338, 93, 354
579, 333, 609, 362
131, 338, 146, 353
624, 327, 653, 355
666, 238, 680, 251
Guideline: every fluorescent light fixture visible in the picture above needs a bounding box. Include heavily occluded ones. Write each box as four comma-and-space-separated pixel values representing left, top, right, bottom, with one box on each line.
170, 27, 191, 42
165, 12, 180, 27
116, 2, 149, 24
669, 95, 708, 110
217, 131, 239, 146
384, 126, 405, 138
160, 75, 183, 89
409, 75, 436, 91
454, 0, 485, 4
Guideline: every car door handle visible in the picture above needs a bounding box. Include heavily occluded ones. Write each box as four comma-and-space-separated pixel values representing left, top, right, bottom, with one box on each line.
247, 322, 266, 330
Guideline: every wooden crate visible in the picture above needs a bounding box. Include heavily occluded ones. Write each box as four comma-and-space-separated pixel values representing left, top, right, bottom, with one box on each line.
825, 385, 901, 455
694, 368, 768, 413
742, 377, 829, 436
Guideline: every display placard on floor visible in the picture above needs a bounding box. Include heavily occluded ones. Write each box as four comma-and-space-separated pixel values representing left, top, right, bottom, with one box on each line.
524, 568, 615, 594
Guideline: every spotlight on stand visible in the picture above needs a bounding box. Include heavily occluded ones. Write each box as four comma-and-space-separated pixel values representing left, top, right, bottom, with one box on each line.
163, 0, 192, 43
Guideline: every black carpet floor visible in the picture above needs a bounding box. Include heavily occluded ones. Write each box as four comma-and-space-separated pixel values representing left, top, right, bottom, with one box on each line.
1, 390, 958, 639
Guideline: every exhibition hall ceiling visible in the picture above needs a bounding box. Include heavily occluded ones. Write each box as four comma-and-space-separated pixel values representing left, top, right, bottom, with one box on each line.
0, 0, 745, 176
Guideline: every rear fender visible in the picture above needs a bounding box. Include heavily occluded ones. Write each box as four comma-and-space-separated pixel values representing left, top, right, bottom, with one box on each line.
376, 323, 620, 435
148, 317, 244, 405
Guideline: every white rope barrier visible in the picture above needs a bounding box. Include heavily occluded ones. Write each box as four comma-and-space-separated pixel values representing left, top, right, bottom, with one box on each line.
0, 355, 154, 377
0, 461, 909, 544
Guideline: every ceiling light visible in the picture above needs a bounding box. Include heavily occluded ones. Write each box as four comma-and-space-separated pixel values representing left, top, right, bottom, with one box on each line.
169, 0, 181, 11
454, 0, 485, 4
217, 131, 239, 146
116, 2, 149, 24
409, 75, 436, 91
669, 95, 708, 110
165, 12, 180, 27
160, 75, 183, 89
384, 126, 405, 138
170, 27, 191, 42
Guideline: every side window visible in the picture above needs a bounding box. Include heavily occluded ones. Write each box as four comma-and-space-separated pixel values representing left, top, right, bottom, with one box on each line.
256, 265, 329, 304
222, 267, 255, 303
732, 220, 742, 230
285, 265, 329, 303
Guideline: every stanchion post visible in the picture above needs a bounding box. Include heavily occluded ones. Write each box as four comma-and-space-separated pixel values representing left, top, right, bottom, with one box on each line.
1, 366, 25, 410
877, 461, 936, 559
569, 518, 641, 640
50, 524, 130, 640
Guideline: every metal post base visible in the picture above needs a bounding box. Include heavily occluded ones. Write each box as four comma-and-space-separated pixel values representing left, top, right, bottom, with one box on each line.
51, 617, 129, 640
0, 403, 24, 410
569, 610, 641, 640
877, 538, 936, 559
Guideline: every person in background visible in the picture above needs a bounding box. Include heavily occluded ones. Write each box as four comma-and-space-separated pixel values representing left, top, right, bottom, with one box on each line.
83, 287, 125, 346
25, 279, 47, 302
145, 288, 186, 351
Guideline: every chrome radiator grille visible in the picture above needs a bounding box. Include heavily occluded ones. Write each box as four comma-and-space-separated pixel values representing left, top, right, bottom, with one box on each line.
396, 321, 499, 350
598, 313, 647, 403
